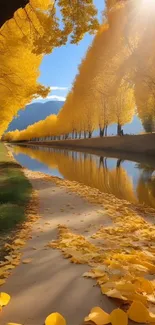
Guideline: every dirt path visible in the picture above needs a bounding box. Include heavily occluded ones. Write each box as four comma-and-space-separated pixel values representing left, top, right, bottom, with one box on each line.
1, 171, 115, 325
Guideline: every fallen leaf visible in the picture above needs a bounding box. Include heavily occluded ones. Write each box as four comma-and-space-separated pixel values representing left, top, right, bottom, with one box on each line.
85, 307, 110, 325
128, 301, 149, 323
7, 323, 23, 325
14, 239, 25, 246
110, 309, 128, 325
137, 278, 154, 294
105, 289, 127, 300
45, 312, 66, 325
22, 258, 32, 264
0, 292, 11, 306
0, 279, 6, 286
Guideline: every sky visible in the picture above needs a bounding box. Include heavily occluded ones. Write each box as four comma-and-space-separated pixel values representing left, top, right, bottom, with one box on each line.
37, 0, 105, 102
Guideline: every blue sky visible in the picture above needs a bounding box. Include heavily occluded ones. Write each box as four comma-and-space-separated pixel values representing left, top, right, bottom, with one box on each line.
37, 0, 105, 102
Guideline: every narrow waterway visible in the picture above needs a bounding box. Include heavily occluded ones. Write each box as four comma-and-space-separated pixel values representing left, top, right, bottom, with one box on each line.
10, 144, 155, 208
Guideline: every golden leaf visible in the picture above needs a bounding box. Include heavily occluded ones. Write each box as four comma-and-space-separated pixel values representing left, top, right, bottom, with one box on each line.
105, 289, 127, 300
0, 279, 6, 286
149, 311, 155, 322
14, 239, 25, 246
85, 307, 110, 325
45, 313, 66, 325
110, 309, 128, 325
128, 301, 149, 323
22, 258, 32, 264
136, 278, 154, 294
0, 292, 11, 307
7, 323, 23, 325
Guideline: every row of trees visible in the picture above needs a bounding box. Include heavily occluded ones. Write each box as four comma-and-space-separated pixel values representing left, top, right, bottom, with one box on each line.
4, 0, 155, 142
0, 0, 99, 138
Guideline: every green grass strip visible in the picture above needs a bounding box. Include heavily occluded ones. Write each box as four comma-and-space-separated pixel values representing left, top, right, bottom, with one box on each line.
0, 143, 32, 232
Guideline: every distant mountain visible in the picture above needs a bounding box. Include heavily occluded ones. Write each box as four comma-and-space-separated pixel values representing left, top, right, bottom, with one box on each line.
7, 100, 64, 132
7, 100, 144, 136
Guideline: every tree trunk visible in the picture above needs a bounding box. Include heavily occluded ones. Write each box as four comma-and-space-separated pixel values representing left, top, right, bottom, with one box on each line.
117, 123, 122, 135
99, 127, 103, 137
117, 159, 122, 168
105, 125, 108, 136
84, 131, 87, 138
88, 131, 92, 138
79, 131, 81, 139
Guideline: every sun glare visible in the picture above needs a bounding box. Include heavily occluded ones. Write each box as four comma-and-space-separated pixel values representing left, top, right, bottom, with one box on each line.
142, 0, 155, 7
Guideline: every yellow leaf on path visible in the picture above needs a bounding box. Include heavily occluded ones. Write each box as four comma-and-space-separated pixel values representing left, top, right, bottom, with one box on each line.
83, 272, 97, 279
147, 294, 155, 304
116, 282, 135, 293
110, 309, 128, 325
85, 307, 110, 325
128, 301, 149, 323
149, 312, 155, 322
105, 289, 127, 300
136, 278, 154, 294
0, 292, 11, 306
0, 279, 6, 286
7, 323, 23, 325
22, 258, 32, 264
4, 265, 15, 271
45, 312, 66, 325
14, 239, 25, 246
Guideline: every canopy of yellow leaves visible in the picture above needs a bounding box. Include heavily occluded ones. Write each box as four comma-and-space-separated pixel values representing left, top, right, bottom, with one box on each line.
0, 0, 99, 138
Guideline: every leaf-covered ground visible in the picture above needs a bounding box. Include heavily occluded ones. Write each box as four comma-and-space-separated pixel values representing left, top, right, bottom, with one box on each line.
1, 167, 155, 324
44, 173, 155, 322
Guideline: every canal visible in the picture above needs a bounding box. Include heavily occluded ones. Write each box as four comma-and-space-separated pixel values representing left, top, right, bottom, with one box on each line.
10, 144, 155, 209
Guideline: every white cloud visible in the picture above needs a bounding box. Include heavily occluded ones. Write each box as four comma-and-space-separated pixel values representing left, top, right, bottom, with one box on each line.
50, 86, 68, 91
33, 95, 66, 102
31, 85, 68, 103
45, 95, 66, 101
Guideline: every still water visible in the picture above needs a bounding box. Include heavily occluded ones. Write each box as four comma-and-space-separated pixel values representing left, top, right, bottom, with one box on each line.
11, 144, 155, 209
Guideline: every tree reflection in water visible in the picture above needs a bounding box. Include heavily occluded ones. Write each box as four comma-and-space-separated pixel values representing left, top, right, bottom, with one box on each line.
12, 145, 155, 208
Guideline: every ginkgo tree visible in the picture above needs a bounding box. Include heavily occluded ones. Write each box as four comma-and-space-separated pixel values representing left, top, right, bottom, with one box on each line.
0, 0, 99, 137
4, 0, 155, 141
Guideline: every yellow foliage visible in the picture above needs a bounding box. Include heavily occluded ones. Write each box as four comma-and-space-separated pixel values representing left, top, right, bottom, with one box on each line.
0, 0, 99, 137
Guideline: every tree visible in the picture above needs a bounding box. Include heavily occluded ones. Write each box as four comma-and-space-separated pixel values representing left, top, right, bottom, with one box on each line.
112, 80, 135, 135
0, 0, 99, 137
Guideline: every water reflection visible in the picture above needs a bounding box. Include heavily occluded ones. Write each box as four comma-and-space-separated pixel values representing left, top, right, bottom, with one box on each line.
11, 145, 155, 208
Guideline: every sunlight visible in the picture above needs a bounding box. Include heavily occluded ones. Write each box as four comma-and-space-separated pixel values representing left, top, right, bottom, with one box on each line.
142, 0, 155, 8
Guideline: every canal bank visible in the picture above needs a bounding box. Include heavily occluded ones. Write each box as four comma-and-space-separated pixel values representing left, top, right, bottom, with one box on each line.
0, 143, 32, 256
28, 133, 155, 156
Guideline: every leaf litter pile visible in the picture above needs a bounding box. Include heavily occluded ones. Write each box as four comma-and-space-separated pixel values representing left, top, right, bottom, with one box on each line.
42, 174, 155, 324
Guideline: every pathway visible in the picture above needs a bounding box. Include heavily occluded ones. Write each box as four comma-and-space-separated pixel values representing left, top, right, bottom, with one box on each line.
1, 170, 115, 325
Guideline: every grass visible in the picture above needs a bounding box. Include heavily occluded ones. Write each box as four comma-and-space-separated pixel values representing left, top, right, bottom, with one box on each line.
0, 143, 32, 232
